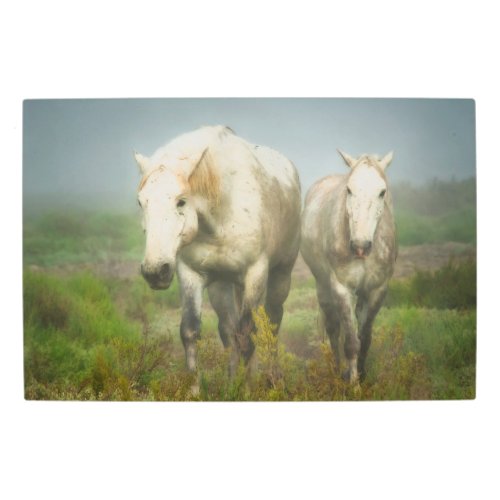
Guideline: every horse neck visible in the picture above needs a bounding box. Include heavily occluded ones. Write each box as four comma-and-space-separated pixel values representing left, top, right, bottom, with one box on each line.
193, 195, 220, 236
325, 177, 350, 256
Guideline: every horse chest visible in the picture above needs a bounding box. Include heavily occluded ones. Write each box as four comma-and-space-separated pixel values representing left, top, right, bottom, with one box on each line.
336, 259, 386, 293
179, 239, 251, 282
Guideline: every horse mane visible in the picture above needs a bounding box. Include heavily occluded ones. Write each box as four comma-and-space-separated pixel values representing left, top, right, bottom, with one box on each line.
138, 126, 230, 205
188, 148, 221, 206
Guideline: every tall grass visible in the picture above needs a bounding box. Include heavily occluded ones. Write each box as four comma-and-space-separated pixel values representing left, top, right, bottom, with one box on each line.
24, 270, 177, 400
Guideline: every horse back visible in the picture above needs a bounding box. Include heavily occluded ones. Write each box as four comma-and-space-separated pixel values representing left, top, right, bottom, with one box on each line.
305, 174, 344, 207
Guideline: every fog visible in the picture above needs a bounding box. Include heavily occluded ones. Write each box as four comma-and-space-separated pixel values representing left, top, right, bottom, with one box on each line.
23, 98, 475, 210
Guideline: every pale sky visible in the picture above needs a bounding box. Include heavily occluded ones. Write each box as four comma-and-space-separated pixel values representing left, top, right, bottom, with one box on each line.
23, 98, 475, 207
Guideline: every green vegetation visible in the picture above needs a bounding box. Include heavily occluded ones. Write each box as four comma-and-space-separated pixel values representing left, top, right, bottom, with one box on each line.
395, 209, 476, 246
23, 178, 476, 401
392, 177, 476, 245
23, 210, 144, 266
386, 258, 476, 309
24, 271, 178, 400
24, 262, 476, 401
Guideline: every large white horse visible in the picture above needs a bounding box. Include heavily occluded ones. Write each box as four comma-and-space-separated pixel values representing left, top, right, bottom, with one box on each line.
301, 150, 397, 383
135, 126, 301, 375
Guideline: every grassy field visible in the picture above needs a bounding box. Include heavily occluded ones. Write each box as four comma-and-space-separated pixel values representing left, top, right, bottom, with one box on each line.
23, 264, 476, 401
23, 178, 477, 401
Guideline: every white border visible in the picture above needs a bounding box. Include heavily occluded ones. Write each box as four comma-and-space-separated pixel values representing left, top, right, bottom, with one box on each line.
3, 2, 498, 499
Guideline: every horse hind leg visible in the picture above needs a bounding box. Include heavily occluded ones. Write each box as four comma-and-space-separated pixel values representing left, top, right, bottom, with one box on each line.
237, 257, 269, 363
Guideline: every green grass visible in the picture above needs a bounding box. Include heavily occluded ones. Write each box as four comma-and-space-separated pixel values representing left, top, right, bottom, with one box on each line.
23, 211, 144, 266
371, 308, 476, 399
24, 270, 179, 400
395, 208, 476, 246
391, 177, 476, 245
24, 265, 476, 401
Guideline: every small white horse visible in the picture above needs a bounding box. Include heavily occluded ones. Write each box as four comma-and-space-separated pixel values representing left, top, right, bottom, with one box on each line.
301, 150, 397, 383
135, 126, 301, 375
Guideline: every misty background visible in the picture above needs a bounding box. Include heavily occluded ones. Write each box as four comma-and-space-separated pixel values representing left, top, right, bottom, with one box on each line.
23, 98, 475, 211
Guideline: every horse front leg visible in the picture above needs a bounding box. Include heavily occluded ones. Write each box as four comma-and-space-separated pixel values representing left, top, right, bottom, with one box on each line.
177, 261, 205, 372
330, 274, 359, 383
357, 283, 388, 380
236, 256, 269, 364
207, 281, 241, 377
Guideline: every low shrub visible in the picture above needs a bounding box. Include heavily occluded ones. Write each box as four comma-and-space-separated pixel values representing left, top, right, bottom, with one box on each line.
386, 259, 476, 310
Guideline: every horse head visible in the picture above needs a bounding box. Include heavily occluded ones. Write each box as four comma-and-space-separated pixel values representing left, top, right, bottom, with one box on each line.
338, 150, 393, 258
135, 147, 218, 289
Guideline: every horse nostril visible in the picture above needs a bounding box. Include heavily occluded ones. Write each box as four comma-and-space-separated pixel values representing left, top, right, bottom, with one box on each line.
350, 240, 372, 257
159, 263, 170, 280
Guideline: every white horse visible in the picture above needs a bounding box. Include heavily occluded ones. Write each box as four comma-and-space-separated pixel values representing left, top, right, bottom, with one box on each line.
135, 126, 302, 375
301, 150, 397, 383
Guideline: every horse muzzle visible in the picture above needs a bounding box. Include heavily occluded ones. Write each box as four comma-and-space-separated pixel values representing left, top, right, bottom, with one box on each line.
141, 262, 174, 290
350, 239, 372, 258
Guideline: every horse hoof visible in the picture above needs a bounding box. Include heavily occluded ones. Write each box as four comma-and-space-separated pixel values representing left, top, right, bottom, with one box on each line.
189, 382, 200, 398
342, 369, 359, 385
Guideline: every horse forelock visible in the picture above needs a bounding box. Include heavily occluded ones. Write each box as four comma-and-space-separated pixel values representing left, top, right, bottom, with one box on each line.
138, 165, 166, 192
351, 154, 388, 181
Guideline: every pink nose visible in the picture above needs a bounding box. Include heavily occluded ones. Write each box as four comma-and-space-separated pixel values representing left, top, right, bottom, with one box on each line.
350, 240, 372, 258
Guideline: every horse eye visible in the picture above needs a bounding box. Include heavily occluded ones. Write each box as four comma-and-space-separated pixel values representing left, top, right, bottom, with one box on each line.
379, 189, 386, 198
347, 187, 352, 196
177, 199, 186, 208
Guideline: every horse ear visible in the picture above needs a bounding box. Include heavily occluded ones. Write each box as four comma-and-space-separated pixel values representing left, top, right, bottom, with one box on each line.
337, 149, 357, 169
134, 151, 150, 174
379, 151, 394, 171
